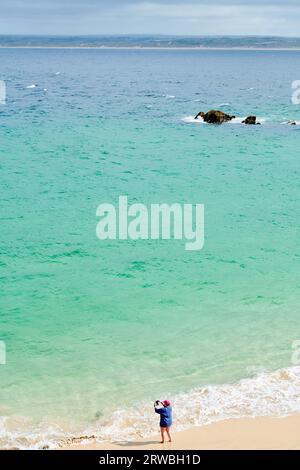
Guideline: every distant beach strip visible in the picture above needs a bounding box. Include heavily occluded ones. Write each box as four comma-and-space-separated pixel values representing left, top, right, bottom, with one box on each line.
1, 35, 300, 49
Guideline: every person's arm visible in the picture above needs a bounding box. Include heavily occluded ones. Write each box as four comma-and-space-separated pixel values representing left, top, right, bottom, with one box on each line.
154, 401, 163, 413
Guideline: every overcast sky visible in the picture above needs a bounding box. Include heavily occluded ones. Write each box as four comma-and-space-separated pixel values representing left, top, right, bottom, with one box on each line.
1, 0, 300, 36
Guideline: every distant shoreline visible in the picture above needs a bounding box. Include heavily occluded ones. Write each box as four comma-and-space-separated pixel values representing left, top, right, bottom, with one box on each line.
1, 34, 300, 51
1, 45, 300, 51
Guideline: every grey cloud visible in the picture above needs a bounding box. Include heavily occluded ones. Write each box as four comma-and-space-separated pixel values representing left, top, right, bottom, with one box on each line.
0, 0, 299, 36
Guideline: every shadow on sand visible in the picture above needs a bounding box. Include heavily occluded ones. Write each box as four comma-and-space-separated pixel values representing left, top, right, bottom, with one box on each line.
114, 440, 161, 447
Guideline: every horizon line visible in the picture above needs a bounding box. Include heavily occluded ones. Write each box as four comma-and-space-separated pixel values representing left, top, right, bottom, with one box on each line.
0, 33, 300, 39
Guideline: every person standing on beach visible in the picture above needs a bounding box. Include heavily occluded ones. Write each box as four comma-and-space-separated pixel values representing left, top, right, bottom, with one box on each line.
154, 400, 172, 443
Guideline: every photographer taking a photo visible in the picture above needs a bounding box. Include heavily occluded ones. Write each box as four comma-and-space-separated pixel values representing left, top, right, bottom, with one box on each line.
154, 400, 172, 444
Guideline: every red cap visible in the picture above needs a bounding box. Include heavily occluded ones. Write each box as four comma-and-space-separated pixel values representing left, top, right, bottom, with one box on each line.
163, 400, 171, 407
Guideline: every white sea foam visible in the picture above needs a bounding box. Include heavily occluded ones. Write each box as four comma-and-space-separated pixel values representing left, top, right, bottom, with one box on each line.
230, 116, 247, 124
282, 120, 300, 126
182, 115, 204, 123
1, 366, 300, 449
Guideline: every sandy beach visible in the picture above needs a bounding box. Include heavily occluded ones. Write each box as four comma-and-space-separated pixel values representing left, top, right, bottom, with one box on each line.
62, 414, 300, 450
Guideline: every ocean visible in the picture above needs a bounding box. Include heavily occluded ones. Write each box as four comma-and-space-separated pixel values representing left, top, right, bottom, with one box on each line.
0, 46, 300, 448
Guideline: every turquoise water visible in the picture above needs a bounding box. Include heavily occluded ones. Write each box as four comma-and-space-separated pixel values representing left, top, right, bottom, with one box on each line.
1, 48, 300, 447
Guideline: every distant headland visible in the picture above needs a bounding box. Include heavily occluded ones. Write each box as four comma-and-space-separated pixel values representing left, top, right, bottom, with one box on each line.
1, 35, 300, 49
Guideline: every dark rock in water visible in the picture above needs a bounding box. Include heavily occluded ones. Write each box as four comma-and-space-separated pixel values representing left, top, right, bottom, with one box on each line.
287, 120, 297, 125
195, 111, 205, 120
195, 110, 235, 124
242, 116, 260, 125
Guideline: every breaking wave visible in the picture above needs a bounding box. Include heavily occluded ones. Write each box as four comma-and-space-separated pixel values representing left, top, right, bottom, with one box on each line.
1, 366, 300, 449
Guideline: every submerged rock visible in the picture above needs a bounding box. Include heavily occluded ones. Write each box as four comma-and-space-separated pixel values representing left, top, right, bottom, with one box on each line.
195, 110, 235, 124
242, 116, 261, 125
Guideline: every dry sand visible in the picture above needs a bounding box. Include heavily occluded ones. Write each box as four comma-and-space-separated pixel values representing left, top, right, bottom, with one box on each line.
62, 414, 300, 450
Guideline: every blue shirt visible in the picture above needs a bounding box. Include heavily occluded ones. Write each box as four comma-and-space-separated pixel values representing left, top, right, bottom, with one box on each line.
155, 406, 172, 427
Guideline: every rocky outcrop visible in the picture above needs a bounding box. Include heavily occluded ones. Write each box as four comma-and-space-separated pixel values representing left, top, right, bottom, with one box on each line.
195, 110, 235, 124
242, 116, 261, 125
195, 111, 205, 120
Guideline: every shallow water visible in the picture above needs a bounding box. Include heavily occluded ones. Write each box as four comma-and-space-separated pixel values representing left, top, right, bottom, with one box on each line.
0, 48, 300, 447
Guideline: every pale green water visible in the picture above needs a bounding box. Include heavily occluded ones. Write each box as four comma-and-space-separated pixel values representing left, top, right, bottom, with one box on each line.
0, 48, 300, 445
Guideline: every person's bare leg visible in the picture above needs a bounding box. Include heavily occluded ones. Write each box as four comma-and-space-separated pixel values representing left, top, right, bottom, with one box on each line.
160, 427, 165, 443
166, 427, 172, 442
